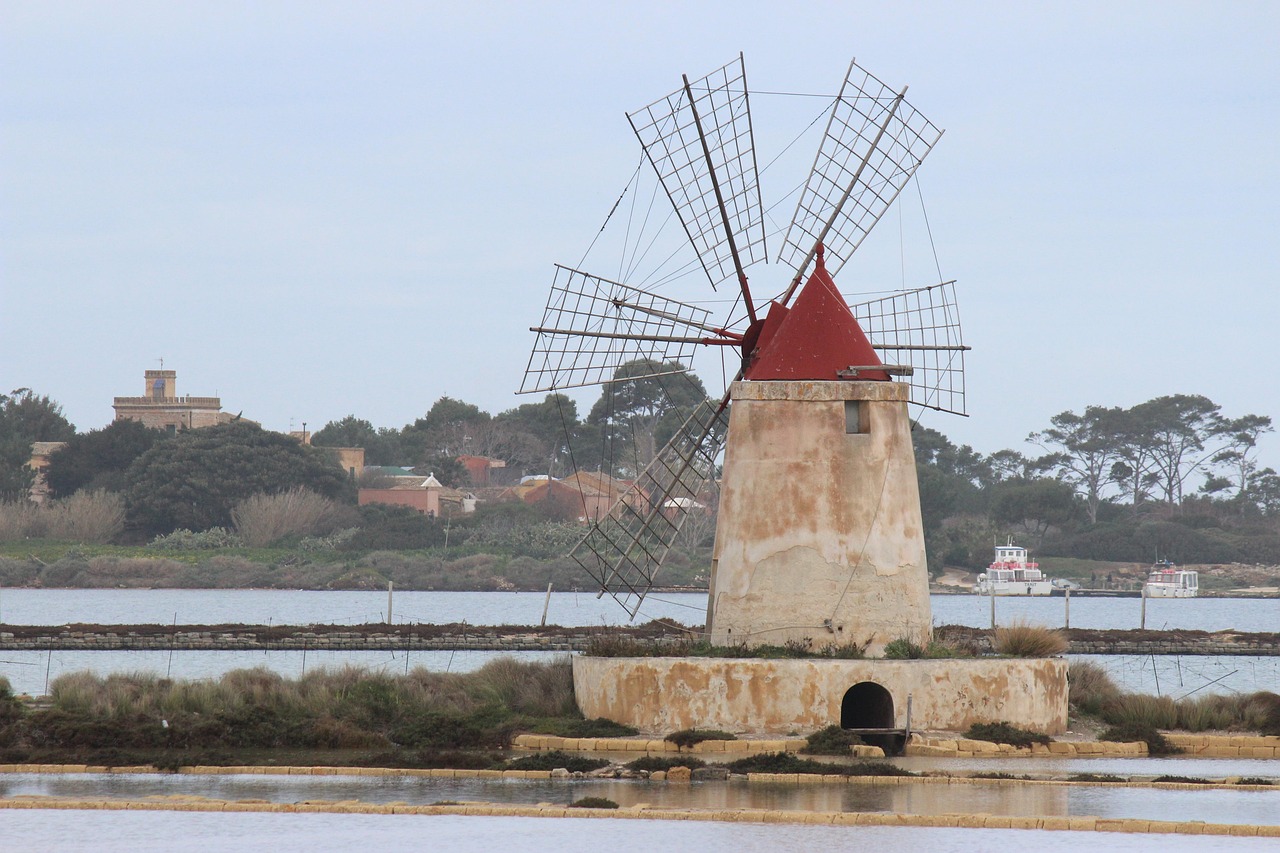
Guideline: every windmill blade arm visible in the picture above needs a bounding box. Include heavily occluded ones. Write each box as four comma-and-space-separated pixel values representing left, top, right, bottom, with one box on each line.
519, 265, 720, 394
777, 61, 943, 282
627, 54, 767, 292
529, 327, 740, 346
850, 280, 968, 416
570, 394, 729, 617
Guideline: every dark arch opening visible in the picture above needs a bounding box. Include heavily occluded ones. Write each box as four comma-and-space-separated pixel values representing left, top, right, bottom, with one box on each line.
840, 681, 902, 754
840, 681, 894, 729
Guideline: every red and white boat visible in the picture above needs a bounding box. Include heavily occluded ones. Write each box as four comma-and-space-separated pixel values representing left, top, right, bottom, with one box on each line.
1143, 560, 1198, 598
974, 538, 1053, 596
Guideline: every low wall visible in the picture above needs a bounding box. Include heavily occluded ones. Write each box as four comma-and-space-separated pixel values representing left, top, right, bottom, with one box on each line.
1, 626, 1276, 655
573, 656, 1068, 735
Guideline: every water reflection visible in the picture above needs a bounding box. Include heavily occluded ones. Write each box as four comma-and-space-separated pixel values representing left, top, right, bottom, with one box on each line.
2, 773, 1277, 826
1, 812, 1277, 853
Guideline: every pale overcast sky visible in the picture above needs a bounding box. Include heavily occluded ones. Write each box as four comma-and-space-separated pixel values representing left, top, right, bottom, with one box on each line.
3, 2, 1278, 469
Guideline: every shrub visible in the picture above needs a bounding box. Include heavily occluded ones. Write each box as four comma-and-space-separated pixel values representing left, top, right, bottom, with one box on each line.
992, 620, 1068, 657
1152, 775, 1209, 784
149, 527, 242, 550
1099, 722, 1181, 756
964, 722, 1051, 748
626, 755, 706, 772
505, 750, 608, 773
568, 797, 618, 809
971, 772, 1031, 780
1068, 661, 1121, 716
1068, 773, 1124, 783
1238, 777, 1274, 786
342, 505, 445, 551
802, 725, 863, 755
468, 657, 576, 719
532, 717, 639, 738
665, 729, 736, 749
232, 487, 352, 547
0, 499, 46, 540
44, 490, 126, 543
723, 752, 914, 777
1253, 692, 1280, 736
1100, 694, 1179, 730
882, 638, 957, 659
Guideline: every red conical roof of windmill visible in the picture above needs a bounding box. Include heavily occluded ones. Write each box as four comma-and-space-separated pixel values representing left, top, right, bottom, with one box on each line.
744, 247, 887, 381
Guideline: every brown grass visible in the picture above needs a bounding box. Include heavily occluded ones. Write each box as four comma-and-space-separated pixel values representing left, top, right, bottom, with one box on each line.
0, 491, 124, 544
0, 500, 45, 540
231, 487, 349, 547
1068, 660, 1122, 716
45, 490, 126, 543
993, 619, 1068, 657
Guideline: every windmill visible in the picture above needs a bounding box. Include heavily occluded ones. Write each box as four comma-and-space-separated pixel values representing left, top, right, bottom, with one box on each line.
520, 56, 967, 642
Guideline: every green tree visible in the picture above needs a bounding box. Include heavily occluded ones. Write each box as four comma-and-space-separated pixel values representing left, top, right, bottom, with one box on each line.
989, 478, 1077, 548
311, 415, 402, 466
1028, 406, 1127, 524
400, 397, 491, 464
1210, 413, 1274, 506
125, 421, 354, 535
45, 419, 168, 497
1131, 395, 1225, 507
586, 360, 711, 477
0, 388, 75, 500
495, 393, 579, 476
412, 455, 467, 488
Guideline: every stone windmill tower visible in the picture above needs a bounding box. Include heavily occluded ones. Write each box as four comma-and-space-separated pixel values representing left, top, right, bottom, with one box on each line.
521, 56, 967, 655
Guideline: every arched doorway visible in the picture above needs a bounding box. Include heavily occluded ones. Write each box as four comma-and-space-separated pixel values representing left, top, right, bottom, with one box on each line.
840, 681, 894, 729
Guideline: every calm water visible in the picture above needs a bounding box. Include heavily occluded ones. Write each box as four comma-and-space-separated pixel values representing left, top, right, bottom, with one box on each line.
0, 589, 1275, 633
2, 772, 1279, 825
2, 812, 1275, 853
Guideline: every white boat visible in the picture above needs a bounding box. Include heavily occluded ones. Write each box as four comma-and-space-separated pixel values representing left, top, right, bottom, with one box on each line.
974, 538, 1054, 596
1143, 560, 1198, 598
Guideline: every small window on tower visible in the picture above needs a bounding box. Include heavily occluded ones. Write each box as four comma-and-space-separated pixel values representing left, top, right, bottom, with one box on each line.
845, 401, 869, 435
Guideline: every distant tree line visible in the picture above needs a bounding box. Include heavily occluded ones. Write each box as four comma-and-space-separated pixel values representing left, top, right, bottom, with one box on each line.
1, 379, 1276, 568
310, 359, 714, 484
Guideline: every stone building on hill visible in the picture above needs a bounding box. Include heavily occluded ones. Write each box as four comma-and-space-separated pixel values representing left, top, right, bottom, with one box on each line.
112, 369, 238, 432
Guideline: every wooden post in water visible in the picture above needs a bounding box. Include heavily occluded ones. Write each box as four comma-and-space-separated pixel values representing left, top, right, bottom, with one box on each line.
1064, 588, 1070, 629
541, 583, 553, 627
1140, 584, 1147, 630
387, 581, 394, 624
989, 583, 996, 629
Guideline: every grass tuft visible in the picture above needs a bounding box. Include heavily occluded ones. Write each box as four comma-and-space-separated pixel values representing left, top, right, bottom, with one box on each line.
992, 620, 1068, 657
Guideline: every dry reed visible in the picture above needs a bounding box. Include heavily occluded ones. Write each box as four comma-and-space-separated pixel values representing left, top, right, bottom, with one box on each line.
231, 487, 348, 547
992, 619, 1069, 657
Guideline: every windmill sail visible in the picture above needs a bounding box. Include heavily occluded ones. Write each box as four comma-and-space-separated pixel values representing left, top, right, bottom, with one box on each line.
521, 265, 719, 394
777, 60, 943, 285
853, 281, 967, 416
571, 396, 728, 617
627, 54, 766, 291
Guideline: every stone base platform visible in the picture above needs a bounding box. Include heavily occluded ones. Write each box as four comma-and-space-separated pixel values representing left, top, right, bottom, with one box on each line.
573, 656, 1068, 736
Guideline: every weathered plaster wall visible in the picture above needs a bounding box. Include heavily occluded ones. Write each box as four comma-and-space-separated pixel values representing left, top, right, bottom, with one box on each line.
707, 380, 931, 653
573, 656, 1069, 735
